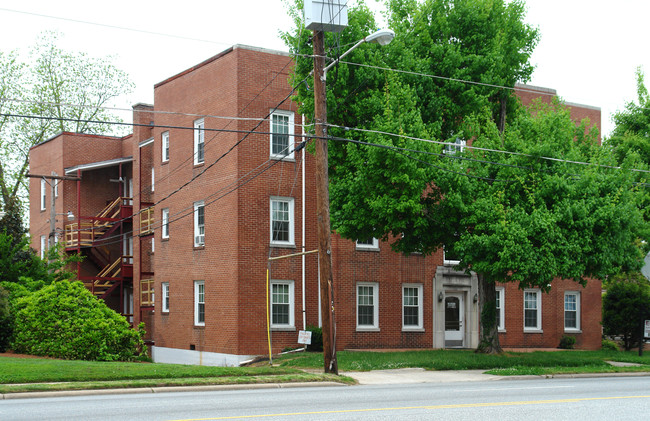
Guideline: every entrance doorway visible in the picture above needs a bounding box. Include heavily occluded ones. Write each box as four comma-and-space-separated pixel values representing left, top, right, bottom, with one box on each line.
444, 293, 464, 347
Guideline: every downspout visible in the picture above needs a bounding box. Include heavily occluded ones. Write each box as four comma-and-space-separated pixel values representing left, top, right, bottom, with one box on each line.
76, 169, 81, 281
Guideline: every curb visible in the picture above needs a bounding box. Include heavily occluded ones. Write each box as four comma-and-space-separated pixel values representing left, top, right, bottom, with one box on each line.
0, 381, 345, 400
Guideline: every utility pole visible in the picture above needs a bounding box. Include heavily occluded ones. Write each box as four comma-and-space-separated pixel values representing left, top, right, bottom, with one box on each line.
313, 29, 338, 375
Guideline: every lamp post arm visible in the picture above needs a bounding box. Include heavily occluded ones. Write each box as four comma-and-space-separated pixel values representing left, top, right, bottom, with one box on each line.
322, 38, 366, 81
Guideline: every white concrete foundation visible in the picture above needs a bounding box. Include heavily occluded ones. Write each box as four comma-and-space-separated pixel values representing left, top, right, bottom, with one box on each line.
152, 346, 254, 367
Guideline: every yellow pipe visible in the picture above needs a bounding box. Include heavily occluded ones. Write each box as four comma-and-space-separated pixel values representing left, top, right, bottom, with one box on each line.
266, 266, 272, 365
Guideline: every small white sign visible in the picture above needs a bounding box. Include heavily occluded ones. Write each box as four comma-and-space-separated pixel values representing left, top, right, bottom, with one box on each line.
298, 330, 312, 345
645, 320, 650, 339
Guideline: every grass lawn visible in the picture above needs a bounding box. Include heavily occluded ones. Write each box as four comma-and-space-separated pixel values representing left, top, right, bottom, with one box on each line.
2, 349, 649, 394
275, 349, 650, 375
0, 355, 350, 394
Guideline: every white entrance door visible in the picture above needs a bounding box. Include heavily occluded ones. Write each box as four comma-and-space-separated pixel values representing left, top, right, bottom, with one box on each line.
444, 293, 464, 347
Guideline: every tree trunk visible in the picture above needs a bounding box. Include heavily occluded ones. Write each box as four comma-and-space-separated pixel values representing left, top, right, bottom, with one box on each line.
476, 272, 503, 354
497, 94, 507, 137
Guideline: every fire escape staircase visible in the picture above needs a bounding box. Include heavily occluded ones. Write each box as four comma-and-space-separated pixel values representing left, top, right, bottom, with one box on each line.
64, 197, 134, 300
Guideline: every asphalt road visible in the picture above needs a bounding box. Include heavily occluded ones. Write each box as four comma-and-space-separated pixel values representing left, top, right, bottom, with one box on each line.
1, 376, 649, 420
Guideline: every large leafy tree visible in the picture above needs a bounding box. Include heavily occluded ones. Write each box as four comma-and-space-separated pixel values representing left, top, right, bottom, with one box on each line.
0, 31, 133, 214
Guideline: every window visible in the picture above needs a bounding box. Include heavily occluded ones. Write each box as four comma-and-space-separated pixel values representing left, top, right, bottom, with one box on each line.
357, 282, 379, 330
194, 118, 205, 165
271, 280, 295, 328
40, 178, 46, 211
564, 291, 580, 331
496, 287, 505, 331
40, 235, 46, 259
53, 172, 59, 197
356, 238, 379, 250
270, 197, 294, 245
162, 131, 170, 162
402, 284, 423, 330
443, 246, 460, 265
161, 208, 169, 239
524, 289, 542, 331
270, 110, 294, 159
444, 137, 466, 155
194, 201, 205, 247
151, 168, 155, 192
194, 281, 205, 326
161, 282, 169, 312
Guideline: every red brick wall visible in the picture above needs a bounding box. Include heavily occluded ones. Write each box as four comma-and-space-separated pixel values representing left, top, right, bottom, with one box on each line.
498, 279, 602, 350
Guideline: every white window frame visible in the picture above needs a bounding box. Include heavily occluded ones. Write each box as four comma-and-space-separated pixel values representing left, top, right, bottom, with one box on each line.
564, 291, 581, 332
161, 208, 170, 239
194, 118, 205, 165
402, 283, 423, 331
356, 282, 379, 331
151, 167, 155, 192
194, 201, 205, 247
270, 197, 295, 246
523, 289, 542, 332
443, 246, 460, 265
356, 238, 379, 250
270, 110, 295, 160
496, 286, 505, 331
270, 280, 295, 329
162, 131, 170, 162
161, 282, 170, 313
53, 172, 59, 197
40, 178, 46, 211
40, 235, 46, 259
444, 137, 466, 155
194, 280, 205, 326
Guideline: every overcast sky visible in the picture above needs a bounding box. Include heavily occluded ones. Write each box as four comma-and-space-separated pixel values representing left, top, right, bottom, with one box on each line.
1, 0, 648, 137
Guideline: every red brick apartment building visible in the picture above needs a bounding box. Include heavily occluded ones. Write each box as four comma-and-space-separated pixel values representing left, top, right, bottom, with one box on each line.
29, 45, 602, 365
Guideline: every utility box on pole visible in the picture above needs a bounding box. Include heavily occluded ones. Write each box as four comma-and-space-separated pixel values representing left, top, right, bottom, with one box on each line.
304, 0, 348, 33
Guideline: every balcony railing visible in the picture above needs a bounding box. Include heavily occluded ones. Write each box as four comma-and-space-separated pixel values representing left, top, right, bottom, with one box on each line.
141, 278, 154, 307
140, 206, 155, 235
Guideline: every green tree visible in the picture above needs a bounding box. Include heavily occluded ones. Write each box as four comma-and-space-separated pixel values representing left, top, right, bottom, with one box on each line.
0, 285, 11, 352
0, 31, 133, 214
603, 279, 650, 351
12, 280, 145, 361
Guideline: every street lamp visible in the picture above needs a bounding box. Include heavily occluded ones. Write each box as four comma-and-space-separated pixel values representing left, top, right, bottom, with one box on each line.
312, 28, 394, 375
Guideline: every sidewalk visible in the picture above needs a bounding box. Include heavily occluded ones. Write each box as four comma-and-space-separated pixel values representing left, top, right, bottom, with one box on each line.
342, 368, 505, 385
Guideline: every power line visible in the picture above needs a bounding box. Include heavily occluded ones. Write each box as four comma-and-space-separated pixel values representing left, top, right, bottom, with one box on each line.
0, 7, 232, 47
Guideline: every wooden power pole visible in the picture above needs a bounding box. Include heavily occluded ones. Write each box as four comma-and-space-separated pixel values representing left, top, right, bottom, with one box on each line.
313, 29, 338, 375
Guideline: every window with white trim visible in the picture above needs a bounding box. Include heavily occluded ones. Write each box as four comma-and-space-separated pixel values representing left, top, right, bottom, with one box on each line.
271, 280, 295, 328
162, 208, 169, 239
443, 246, 460, 265
194, 118, 205, 165
356, 238, 379, 250
270, 110, 294, 159
270, 197, 294, 245
564, 291, 580, 331
40, 178, 46, 211
161, 282, 170, 312
524, 289, 542, 331
444, 137, 466, 155
357, 282, 379, 330
40, 235, 46, 259
194, 280, 205, 326
162, 131, 170, 162
151, 168, 155, 192
402, 284, 423, 330
194, 201, 205, 247
496, 287, 505, 331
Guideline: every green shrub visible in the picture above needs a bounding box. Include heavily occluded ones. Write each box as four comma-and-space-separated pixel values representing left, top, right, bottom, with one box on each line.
558, 335, 576, 349
0, 286, 12, 352
603, 280, 650, 350
306, 325, 323, 352
601, 338, 620, 351
12, 280, 145, 361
